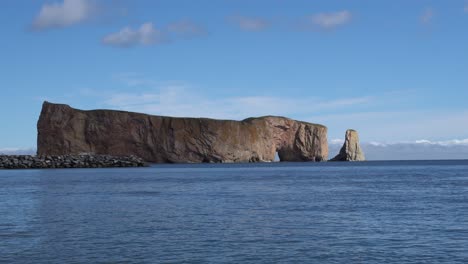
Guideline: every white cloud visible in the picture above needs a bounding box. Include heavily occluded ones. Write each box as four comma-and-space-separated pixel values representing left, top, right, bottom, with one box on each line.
421, 8, 434, 24
102, 22, 164, 47
32, 0, 94, 30
308, 10, 352, 30
167, 20, 206, 37
228, 16, 270, 31
354, 139, 468, 148
412, 139, 468, 146
101, 85, 371, 120
330, 138, 344, 145
367, 141, 388, 147
465, 3, 468, 13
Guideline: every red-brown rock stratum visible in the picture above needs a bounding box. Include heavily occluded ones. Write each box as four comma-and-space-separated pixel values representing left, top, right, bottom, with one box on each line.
37, 102, 328, 163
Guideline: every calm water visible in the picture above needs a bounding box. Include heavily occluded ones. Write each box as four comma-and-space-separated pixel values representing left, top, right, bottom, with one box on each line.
1, 161, 468, 263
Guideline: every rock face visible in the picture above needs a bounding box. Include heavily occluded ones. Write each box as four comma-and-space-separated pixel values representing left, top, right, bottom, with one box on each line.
37, 102, 328, 163
331, 129, 365, 161
0, 155, 147, 169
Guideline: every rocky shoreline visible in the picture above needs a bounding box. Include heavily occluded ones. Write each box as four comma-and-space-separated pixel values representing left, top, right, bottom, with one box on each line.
0, 154, 147, 169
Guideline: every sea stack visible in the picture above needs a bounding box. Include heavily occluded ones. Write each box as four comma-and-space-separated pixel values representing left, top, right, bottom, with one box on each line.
331, 129, 365, 161
37, 102, 329, 163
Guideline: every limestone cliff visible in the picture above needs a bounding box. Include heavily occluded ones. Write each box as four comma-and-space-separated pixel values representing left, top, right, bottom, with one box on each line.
37, 102, 328, 163
331, 129, 365, 161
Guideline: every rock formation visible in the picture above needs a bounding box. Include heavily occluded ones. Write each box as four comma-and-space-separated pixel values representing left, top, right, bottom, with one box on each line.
331, 129, 365, 161
37, 102, 328, 163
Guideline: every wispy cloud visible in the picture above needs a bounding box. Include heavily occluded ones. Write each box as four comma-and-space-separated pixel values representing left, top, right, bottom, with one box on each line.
102, 22, 165, 48
465, 2, 468, 13
31, 0, 95, 30
167, 20, 206, 37
228, 15, 270, 31
420, 8, 434, 25
102, 20, 206, 48
101, 84, 372, 120
412, 139, 468, 146
303, 10, 353, 30
330, 138, 344, 145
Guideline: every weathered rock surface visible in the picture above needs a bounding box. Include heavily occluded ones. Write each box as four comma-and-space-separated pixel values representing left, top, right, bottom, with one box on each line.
37, 102, 328, 163
331, 129, 365, 161
0, 154, 147, 169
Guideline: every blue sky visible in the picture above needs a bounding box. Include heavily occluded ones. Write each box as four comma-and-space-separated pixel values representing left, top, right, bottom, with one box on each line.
1, 0, 468, 159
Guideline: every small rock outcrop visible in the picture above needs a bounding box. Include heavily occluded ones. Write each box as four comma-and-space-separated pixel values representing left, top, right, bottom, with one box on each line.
0, 154, 147, 169
37, 102, 329, 163
331, 129, 365, 161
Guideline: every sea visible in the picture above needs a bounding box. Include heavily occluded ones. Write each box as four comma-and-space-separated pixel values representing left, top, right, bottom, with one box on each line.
1, 161, 468, 263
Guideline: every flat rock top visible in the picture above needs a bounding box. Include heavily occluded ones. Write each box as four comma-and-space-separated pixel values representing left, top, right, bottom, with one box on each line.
42, 101, 326, 128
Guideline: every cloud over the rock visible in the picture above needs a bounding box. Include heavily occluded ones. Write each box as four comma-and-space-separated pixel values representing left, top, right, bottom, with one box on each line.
102, 22, 164, 48
100, 83, 371, 120
32, 0, 94, 30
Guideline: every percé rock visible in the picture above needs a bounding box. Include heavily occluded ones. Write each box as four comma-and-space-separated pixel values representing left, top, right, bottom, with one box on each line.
0, 155, 147, 169
37, 102, 328, 163
331, 129, 365, 161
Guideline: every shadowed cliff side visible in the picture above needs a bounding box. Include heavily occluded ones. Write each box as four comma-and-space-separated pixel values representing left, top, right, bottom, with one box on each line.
331, 129, 365, 161
37, 102, 328, 163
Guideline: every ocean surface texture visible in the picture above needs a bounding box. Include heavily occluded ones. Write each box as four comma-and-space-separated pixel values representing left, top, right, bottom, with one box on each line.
1, 161, 468, 263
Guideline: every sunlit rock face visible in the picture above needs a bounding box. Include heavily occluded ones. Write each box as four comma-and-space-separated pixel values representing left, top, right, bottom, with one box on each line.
330, 129, 365, 161
37, 102, 328, 163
